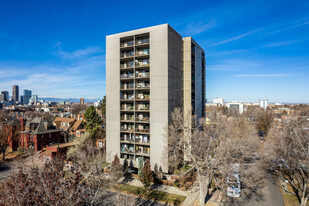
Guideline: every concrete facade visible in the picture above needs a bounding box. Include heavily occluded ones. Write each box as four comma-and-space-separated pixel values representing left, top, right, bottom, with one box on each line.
183, 37, 205, 122
106, 24, 205, 173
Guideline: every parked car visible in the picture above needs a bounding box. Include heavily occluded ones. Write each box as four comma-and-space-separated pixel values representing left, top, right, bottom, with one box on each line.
227, 164, 241, 198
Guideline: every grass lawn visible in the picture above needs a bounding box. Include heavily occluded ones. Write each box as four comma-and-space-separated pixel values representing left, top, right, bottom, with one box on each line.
115, 184, 186, 205
283, 194, 309, 206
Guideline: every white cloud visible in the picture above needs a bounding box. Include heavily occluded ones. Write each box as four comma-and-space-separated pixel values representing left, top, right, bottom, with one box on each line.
0, 45, 106, 98
234, 73, 301, 77
207, 59, 259, 72
182, 20, 217, 36
54, 42, 104, 59
263, 39, 306, 47
209, 29, 259, 47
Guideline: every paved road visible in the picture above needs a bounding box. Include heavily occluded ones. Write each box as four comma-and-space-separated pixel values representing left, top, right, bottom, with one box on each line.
229, 174, 284, 206
0, 164, 12, 180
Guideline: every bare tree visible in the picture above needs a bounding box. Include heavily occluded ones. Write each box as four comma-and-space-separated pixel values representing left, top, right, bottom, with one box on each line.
0, 159, 86, 206
266, 117, 309, 206
167, 108, 264, 205
252, 107, 274, 135
0, 111, 20, 160
72, 104, 87, 115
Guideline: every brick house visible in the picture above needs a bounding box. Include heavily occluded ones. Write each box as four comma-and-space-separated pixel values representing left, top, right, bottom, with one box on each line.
20, 117, 63, 151
53, 117, 76, 131
41, 141, 77, 162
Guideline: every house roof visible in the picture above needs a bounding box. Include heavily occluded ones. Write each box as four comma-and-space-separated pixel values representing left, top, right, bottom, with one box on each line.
54, 117, 76, 123
71, 120, 82, 131
47, 141, 77, 149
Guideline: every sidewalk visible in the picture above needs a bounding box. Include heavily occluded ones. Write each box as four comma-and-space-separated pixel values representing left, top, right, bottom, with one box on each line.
124, 178, 189, 197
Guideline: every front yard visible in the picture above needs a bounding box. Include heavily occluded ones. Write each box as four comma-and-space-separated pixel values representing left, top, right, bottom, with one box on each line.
115, 184, 186, 205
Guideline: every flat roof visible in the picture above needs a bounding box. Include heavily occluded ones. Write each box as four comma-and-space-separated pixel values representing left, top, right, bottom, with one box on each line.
47, 141, 77, 149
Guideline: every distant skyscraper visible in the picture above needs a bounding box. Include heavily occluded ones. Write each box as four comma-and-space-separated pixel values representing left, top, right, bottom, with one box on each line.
20, 95, 23, 104
29, 95, 38, 105
80, 98, 85, 105
23, 89, 32, 105
0, 94, 4, 102
12, 85, 19, 102
259, 98, 268, 110
1, 91, 9, 102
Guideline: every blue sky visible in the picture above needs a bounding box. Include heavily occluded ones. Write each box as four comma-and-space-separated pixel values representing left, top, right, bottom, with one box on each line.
0, 0, 308, 103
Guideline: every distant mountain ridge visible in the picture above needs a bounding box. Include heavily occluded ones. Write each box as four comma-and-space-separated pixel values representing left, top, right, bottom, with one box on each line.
39, 97, 101, 103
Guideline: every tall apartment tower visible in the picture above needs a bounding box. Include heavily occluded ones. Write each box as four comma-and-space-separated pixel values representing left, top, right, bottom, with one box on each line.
23, 89, 32, 105
80, 98, 85, 105
183, 37, 206, 121
12, 85, 19, 102
1, 91, 9, 102
106, 24, 205, 173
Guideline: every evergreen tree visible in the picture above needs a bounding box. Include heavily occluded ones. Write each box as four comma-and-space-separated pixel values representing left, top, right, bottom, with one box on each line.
139, 159, 153, 189
111, 154, 123, 182
84, 106, 102, 138
98, 96, 106, 116
153, 163, 160, 184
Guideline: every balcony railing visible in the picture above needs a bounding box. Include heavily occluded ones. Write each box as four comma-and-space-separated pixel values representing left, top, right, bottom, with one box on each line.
135, 128, 150, 133
135, 72, 150, 78
120, 53, 134, 58
121, 147, 134, 153
120, 96, 134, 100
120, 85, 134, 90
121, 128, 135, 132
136, 84, 150, 89
120, 137, 134, 143
136, 106, 149, 111
136, 116, 149, 122
121, 116, 134, 121
135, 62, 149, 67
120, 74, 134, 79
121, 106, 134, 111
136, 50, 149, 56
135, 135, 150, 144
120, 64, 134, 69
135, 95, 150, 100
120, 41, 134, 48
136, 39, 149, 45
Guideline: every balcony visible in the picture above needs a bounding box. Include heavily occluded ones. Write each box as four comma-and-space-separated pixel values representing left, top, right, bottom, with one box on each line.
136, 83, 150, 90
120, 61, 135, 69
120, 73, 134, 79
120, 41, 134, 48
121, 144, 135, 154
135, 71, 150, 79
135, 49, 149, 57
121, 115, 134, 122
120, 84, 134, 90
135, 94, 150, 100
136, 115, 149, 123
120, 134, 135, 143
135, 128, 150, 134
135, 61, 149, 68
120, 52, 134, 59
121, 127, 135, 133
121, 105, 134, 111
135, 38, 149, 45
135, 134, 150, 144
136, 105, 149, 111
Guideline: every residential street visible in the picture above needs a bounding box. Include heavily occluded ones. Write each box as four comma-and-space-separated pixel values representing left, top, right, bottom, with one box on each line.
0, 164, 12, 180
228, 174, 284, 206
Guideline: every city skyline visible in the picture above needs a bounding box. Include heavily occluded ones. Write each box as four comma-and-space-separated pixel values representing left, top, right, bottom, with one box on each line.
0, 0, 309, 103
